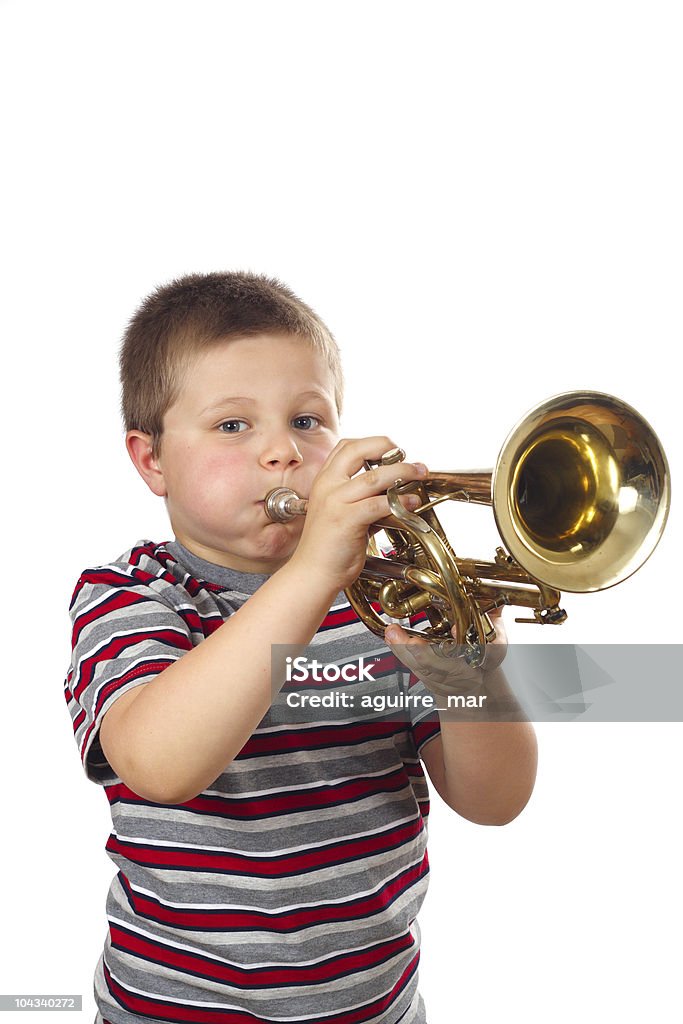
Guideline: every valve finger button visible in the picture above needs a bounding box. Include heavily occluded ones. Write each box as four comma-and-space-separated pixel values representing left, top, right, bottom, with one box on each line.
364, 447, 406, 471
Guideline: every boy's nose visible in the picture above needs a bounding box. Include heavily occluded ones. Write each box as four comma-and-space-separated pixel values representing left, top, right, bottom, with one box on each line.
259, 432, 304, 470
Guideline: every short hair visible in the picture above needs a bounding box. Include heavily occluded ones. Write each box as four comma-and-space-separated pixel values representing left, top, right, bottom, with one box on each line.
119, 271, 343, 457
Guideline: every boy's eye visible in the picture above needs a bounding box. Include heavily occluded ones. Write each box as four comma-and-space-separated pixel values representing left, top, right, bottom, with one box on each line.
292, 415, 320, 430
218, 419, 249, 434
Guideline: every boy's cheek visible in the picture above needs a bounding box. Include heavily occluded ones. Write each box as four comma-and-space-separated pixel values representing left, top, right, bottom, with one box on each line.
314, 438, 340, 469
308, 454, 334, 484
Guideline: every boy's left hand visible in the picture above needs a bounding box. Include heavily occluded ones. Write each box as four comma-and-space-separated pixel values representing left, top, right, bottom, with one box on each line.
384, 609, 508, 695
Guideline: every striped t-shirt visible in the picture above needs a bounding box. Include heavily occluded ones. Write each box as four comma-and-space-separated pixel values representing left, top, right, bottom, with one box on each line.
65, 540, 441, 1024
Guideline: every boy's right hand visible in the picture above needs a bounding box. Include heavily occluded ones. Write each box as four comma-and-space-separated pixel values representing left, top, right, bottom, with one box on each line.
288, 436, 428, 593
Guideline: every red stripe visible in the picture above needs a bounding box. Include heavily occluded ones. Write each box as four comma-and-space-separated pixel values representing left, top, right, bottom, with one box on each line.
237, 719, 402, 758
105, 816, 423, 876
108, 922, 414, 987
320, 605, 360, 628
118, 856, 428, 932
319, 601, 387, 631
71, 707, 86, 733
107, 766, 409, 818
412, 719, 440, 749
71, 589, 148, 645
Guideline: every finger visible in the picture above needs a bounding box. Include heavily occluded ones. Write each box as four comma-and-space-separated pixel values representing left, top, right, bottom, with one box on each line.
335, 488, 424, 530
385, 625, 429, 647
324, 437, 427, 486
388, 634, 446, 671
385, 625, 409, 644
322, 437, 403, 478
385, 637, 426, 677
343, 461, 428, 503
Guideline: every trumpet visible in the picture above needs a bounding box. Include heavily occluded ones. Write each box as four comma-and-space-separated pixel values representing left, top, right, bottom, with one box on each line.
265, 392, 670, 665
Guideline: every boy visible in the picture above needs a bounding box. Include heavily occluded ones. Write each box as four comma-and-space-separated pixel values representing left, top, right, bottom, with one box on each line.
65, 272, 536, 1024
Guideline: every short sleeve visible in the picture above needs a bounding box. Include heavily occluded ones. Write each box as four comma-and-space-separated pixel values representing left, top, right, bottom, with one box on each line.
64, 569, 194, 784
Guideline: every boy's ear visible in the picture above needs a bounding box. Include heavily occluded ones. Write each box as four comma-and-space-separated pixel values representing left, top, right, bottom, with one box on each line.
125, 431, 167, 497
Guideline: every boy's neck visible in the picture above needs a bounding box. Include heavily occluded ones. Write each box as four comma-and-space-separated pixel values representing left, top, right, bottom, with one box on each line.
167, 540, 272, 594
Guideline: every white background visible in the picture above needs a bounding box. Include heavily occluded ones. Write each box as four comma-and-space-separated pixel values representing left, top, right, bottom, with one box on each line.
1, 1, 681, 1021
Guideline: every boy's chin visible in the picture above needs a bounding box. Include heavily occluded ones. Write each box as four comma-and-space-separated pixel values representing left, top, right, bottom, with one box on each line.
260, 529, 300, 558
241, 525, 301, 570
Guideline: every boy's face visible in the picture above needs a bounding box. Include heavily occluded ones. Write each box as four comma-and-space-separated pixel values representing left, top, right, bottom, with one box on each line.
144, 334, 341, 573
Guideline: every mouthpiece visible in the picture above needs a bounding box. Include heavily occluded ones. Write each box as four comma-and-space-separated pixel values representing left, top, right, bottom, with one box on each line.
264, 487, 308, 523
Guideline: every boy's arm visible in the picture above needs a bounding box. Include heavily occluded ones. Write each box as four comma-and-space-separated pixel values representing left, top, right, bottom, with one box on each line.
385, 616, 537, 826
99, 438, 427, 805
99, 562, 341, 804
419, 707, 538, 826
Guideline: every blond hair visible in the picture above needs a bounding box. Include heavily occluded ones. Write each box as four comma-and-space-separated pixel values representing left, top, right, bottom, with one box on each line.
119, 271, 343, 456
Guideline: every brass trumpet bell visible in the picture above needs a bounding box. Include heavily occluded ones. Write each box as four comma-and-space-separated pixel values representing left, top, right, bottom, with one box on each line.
492, 391, 670, 593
